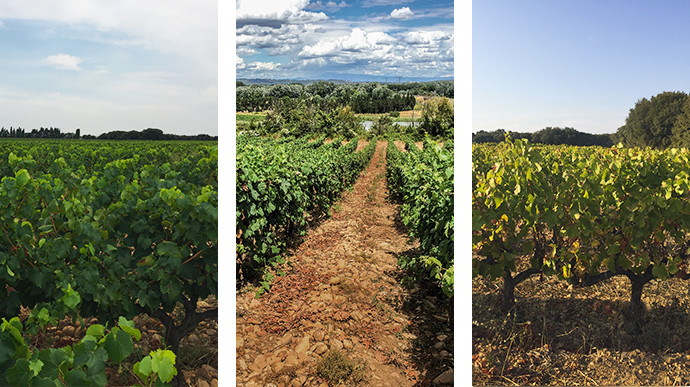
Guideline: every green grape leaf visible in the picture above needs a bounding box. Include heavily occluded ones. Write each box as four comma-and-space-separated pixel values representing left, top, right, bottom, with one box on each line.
103, 328, 133, 362
150, 349, 177, 383
15, 169, 30, 188
118, 317, 141, 341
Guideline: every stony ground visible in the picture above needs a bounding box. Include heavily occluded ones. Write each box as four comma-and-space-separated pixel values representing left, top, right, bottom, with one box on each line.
21, 296, 218, 386
236, 141, 453, 386
473, 256, 690, 386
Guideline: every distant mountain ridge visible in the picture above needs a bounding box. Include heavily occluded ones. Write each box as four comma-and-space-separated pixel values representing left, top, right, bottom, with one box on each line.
238, 74, 454, 85
237, 78, 351, 85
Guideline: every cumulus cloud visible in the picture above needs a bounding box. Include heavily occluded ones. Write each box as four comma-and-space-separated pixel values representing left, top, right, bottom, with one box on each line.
361, 0, 413, 7
45, 53, 82, 70
0, 0, 216, 71
236, 23, 326, 57
299, 28, 395, 57
403, 30, 452, 45
307, 1, 349, 12
236, 60, 287, 78
236, 0, 327, 28
236, 46, 258, 56
289, 26, 454, 77
390, 7, 414, 20
296, 57, 328, 68
235, 1, 454, 79
249, 61, 280, 71
236, 60, 281, 72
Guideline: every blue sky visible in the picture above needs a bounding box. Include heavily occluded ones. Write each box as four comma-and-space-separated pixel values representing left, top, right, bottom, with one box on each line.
0, 1, 217, 136
473, 1, 690, 135
235, 0, 454, 80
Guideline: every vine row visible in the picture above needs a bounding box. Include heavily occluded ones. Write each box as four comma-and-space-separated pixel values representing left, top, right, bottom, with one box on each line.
236, 136, 377, 288
386, 139, 454, 297
473, 138, 690, 328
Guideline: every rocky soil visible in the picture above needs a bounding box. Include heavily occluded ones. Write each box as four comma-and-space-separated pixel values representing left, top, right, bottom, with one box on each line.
236, 141, 453, 386
473, 261, 690, 386
21, 296, 218, 387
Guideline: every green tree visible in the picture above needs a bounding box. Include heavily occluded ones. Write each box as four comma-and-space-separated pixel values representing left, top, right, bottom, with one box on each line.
141, 128, 164, 140
671, 97, 690, 147
370, 115, 395, 137
616, 91, 688, 148
334, 106, 362, 139
419, 97, 454, 138
306, 80, 335, 98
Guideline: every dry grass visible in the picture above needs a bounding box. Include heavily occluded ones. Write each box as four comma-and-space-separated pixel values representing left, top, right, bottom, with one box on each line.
316, 350, 368, 386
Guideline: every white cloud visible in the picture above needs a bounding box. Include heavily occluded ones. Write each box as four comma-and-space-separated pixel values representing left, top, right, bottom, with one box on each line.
236, 0, 327, 28
299, 28, 395, 57
300, 40, 337, 57
236, 23, 325, 57
390, 7, 414, 20
403, 30, 452, 45
235, 2, 455, 79
249, 61, 280, 71
0, 2, 216, 135
362, 0, 413, 7
45, 53, 82, 70
306, 1, 349, 12
236, 46, 258, 56
296, 57, 327, 68
286, 26, 454, 78
236, 55, 245, 69
236, 60, 288, 78
0, 0, 216, 71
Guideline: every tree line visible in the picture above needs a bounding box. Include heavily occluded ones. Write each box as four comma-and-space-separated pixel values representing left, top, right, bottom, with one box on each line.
245, 97, 454, 140
0, 126, 80, 139
614, 91, 690, 149
472, 127, 614, 147
0, 127, 217, 141
90, 128, 217, 141
474, 90, 690, 149
236, 80, 456, 114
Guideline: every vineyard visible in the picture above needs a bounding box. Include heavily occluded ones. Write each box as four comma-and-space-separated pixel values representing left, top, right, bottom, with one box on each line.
386, 138, 454, 297
473, 138, 690, 385
236, 135, 454, 386
236, 135, 377, 287
0, 140, 217, 386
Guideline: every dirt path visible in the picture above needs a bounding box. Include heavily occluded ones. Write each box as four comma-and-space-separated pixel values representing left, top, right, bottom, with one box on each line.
236, 141, 453, 386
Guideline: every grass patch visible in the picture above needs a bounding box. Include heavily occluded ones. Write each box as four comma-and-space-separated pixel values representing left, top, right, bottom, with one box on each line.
317, 351, 368, 385
355, 113, 415, 122
267, 366, 299, 385
178, 334, 218, 370
339, 280, 358, 294
354, 251, 376, 263
366, 174, 383, 202
338, 280, 368, 303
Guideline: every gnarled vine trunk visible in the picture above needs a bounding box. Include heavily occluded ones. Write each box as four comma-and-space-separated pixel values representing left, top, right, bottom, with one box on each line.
153, 296, 218, 387
623, 271, 653, 334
